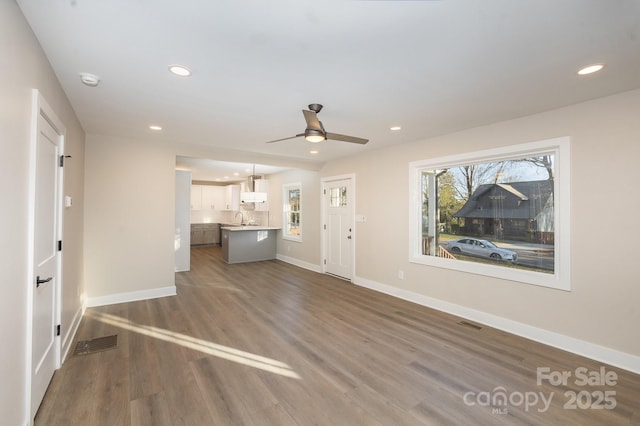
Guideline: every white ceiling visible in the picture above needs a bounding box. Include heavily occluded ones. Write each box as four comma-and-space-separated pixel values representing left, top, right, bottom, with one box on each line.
176, 157, 289, 182
17, 0, 640, 172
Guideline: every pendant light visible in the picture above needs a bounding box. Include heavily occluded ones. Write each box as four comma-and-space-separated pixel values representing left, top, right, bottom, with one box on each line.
240, 164, 267, 203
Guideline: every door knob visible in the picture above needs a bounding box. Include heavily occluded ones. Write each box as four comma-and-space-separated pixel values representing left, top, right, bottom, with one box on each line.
36, 276, 52, 288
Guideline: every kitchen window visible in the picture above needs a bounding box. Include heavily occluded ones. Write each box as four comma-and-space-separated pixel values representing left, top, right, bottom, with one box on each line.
283, 183, 302, 242
408, 137, 571, 290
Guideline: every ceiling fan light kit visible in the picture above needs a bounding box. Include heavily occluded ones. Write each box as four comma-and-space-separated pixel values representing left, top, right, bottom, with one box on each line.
266, 103, 368, 145
305, 129, 325, 143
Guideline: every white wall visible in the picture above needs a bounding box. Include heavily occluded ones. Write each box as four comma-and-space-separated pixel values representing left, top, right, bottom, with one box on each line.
321, 89, 640, 366
84, 134, 176, 304
268, 169, 323, 270
1, 1, 85, 423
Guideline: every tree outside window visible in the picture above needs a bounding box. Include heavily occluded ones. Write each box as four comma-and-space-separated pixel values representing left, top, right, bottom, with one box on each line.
283, 183, 302, 242
409, 138, 571, 290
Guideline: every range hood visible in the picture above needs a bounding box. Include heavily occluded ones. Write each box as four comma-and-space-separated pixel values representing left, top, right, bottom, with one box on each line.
241, 174, 267, 203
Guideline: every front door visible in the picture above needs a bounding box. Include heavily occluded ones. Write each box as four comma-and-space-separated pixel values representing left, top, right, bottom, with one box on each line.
323, 177, 354, 280
31, 100, 62, 419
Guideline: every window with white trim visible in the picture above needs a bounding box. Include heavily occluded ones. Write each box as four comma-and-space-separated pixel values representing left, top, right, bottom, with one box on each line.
283, 183, 302, 242
409, 137, 571, 290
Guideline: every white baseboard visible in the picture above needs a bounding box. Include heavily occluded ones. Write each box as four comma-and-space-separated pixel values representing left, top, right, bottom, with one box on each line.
276, 254, 322, 273
86, 285, 177, 308
354, 275, 640, 375
60, 305, 84, 362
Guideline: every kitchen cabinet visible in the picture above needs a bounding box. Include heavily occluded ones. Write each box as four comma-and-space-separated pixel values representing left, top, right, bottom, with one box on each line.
191, 223, 220, 245
190, 185, 202, 210
191, 185, 226, 211
225, 184, 241, 211
254, 179, 269, 212
221, 226, 279, 263
201, 186, 225, 210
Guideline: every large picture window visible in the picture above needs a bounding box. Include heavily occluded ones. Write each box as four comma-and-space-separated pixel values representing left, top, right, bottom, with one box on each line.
283, 183, 302, 242
409, 137, 570, 290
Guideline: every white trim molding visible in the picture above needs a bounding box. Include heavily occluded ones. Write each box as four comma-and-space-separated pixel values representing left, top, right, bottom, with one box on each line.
60, 305, 84, 362
282, 182, 303, 242
276, 254, 322, 273
408, 137, 571, 291
354, 275, 640, 375
320, 173, 357, 281
86, 285, 177, 308
26, 89, 67, 424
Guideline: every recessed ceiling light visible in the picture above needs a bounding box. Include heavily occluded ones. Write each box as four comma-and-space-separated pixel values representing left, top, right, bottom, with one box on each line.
168, 65, 192, 77
149, 125, 162, 131
577, 64, 604, 75
79, 72, 100, 87
310, 150, 319, 154
390, 126, 402, 131
233, 172, 240, 176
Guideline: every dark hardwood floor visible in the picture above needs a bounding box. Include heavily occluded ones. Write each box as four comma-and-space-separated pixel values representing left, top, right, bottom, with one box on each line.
36, 246, 640, 425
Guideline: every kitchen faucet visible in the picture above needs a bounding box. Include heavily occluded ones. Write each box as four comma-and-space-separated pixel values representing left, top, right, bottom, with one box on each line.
235, 211, 244, 225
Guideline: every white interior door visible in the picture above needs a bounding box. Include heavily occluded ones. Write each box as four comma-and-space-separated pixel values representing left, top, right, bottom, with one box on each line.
31, 103, 62, 419
323, 177, 354, 280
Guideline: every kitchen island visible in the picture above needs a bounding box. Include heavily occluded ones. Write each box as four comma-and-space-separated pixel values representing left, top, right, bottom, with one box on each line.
220, 226, 280, 264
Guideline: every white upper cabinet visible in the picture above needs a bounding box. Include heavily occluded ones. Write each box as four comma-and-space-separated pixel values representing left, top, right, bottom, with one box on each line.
202, 186, 225, 210
254, 179, 269, 211
191, 184, 225, 211
192, 182, 264, 211
225, 184, 241, 211
191, 185, 203, 210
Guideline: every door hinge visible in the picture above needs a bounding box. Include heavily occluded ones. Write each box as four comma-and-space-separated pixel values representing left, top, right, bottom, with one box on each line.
56, 324, 61, 336
59, 155, 71, 167
324, 259, 326, 265
57, 240, 62, 251
323, 224, 326, 230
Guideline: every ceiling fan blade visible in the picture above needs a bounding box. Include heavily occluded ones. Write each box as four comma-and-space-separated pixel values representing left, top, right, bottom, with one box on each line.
302, 110, 323, 131
265, 133, 304, 143
326, 132, 369, 144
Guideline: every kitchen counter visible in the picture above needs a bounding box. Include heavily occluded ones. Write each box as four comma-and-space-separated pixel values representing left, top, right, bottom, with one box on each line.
220, 227, 280, 264
220, 225, 281, 231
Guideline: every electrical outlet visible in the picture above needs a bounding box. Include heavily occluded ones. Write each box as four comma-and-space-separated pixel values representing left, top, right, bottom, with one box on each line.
398, 270, 405, 280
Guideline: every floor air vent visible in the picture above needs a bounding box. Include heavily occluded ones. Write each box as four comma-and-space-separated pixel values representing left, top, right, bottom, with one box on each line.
458, 321, 482, 330
73, 335, 118, 356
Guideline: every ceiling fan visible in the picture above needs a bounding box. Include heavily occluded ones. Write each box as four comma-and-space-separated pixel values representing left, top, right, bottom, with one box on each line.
266, 104, 368, 145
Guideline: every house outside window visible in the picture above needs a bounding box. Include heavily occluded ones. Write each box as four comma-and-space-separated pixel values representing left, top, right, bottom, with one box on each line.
283, 183, 302, 242
409, 137, 571, 290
